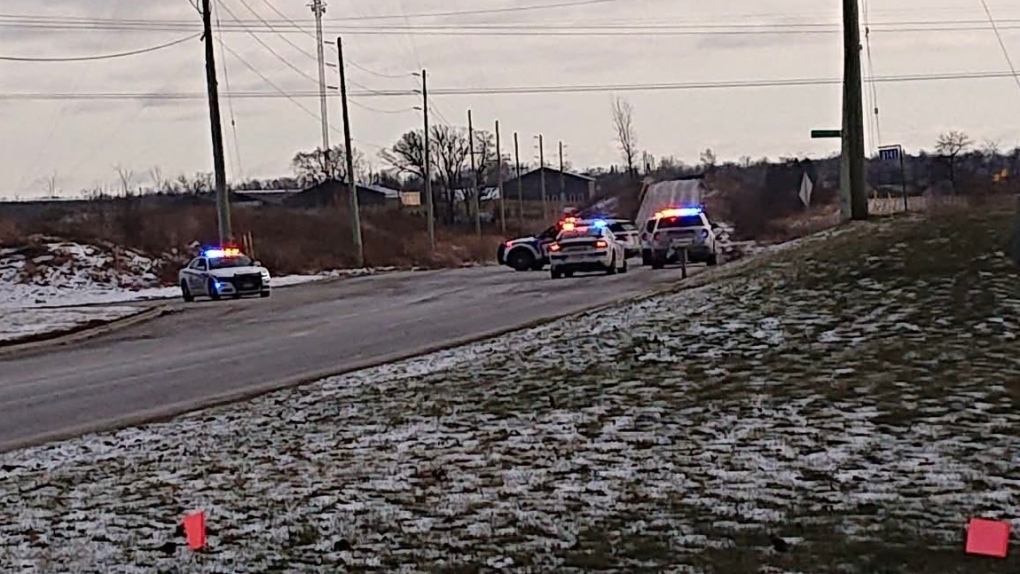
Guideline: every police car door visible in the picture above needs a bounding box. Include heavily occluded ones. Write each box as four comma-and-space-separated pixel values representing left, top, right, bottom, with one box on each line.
536, 225, 558, 258
186, 258, 208, 292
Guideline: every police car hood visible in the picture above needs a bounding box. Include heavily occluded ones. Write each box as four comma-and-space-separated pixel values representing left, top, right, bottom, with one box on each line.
506, 235, 537, 245
207, 265, 266, 278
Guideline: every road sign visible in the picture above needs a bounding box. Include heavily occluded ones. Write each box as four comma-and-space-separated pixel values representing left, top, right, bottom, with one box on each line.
878, 145, 901, 160
811, 129, 841, 138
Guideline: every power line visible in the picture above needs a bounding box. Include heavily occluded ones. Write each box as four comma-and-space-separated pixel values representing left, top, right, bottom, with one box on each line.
4, 70, 1019, 101
10, 16, 1020, 34
216, 0, 319, 84
0, 0, 625, 28
0, 32, 200, 61
214, 0, 244, 179
977, 0, 1020, 96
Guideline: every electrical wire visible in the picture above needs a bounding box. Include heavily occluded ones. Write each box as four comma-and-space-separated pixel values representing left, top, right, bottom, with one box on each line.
0, 32, 200, 61
216, 0, 319, 84
862, 0, 881, 152
214, 0, 244, 178
10, 16, 1020, 34
977, 0, 1020, 96
4, 70, 1017, 101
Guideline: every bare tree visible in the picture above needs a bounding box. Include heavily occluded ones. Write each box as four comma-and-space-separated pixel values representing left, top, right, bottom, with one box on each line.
467, 129, 497, 215
291, 145, 365, 186
114, 165, 134, 196
381, 129, 432, 181
43, 171, 58, 196
700, 148, 717, 170
150, 166, 167, 193
934, 130, 972, 190
611, 96, 638, 177
432, 125, 471, 223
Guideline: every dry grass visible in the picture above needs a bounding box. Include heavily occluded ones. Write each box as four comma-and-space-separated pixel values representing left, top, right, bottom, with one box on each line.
2, 202, 504, 278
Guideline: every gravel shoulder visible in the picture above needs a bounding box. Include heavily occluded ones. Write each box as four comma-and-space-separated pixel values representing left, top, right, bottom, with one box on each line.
1, 207, 1018, 573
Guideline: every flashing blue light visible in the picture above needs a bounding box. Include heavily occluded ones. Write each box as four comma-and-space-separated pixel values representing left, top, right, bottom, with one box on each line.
202, 247, 241, 258
591, 219, 607, 228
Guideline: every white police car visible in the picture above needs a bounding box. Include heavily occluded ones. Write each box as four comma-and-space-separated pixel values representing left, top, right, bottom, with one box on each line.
178, 247, 272, 302
640, 206, 721, 269
548, 219, 628, 278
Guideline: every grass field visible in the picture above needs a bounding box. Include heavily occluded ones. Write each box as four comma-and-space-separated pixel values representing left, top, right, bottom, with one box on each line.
1, 205, 1018, 572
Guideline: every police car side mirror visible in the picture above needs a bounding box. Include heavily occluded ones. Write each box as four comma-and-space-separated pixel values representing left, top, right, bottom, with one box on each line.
254, 260, 263, 267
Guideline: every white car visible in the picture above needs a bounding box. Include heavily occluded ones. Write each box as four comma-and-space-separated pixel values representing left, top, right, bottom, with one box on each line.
641, 207, 721, 268
178, 247, 271, 302
548, 219, 628, 279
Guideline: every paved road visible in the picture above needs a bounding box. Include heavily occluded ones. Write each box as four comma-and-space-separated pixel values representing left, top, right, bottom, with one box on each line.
0, 263, 701, 451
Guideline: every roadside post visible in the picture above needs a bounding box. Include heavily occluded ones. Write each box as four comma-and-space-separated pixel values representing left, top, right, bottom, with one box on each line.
879, 144, 908, 212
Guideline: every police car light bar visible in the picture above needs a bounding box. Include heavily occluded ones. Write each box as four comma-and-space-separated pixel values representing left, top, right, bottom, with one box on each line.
654, 206, 702, 218
591, 219, 607, 228
204, 247, 241, 258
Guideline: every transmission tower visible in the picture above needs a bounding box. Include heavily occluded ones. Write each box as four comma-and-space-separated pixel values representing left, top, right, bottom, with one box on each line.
309, 0, 329, 155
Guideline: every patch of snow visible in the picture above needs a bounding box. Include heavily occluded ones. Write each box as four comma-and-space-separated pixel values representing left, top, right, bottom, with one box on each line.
0, 306, 141, 343
0, 219, 1016, 571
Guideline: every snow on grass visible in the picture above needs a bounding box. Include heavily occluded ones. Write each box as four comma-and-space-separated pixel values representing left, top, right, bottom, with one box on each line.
1, 209, 1019, 572
0, 239, 406, 309
0, 306, 142, 343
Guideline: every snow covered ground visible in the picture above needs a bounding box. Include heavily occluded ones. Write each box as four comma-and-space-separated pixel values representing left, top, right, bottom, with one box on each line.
0, 239, 411, 343
0, 306, 143, 343
1, 211, 1018, 572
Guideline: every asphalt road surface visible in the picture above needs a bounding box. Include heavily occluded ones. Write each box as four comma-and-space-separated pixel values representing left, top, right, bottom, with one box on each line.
0, 263, 702, 452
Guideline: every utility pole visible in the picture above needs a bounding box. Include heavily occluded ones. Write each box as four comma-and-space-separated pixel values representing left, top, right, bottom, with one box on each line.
468, 110, 480, 236
202, 0, 230, 245
421, 70, 435, 252
310, 0, 329, 156
558, 141, 566, 211
538, 134, 547, 221
842, 0, 868, 220
514, 132, 523, 229
336, 37, 363, 267
496, 120, 505, 235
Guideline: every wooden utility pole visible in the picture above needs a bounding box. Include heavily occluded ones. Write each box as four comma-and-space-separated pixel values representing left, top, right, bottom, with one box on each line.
201, 0, 231, 244
558, 141, 566, 210
421, 70, 435, 252
514, 132, 523, 228
336, 36, 363, 267
538, 134, 547, 220
495, 120, 505, 234
468, 110, 480, 236
842, 0, 868, 220
1012, 194, 1020, 266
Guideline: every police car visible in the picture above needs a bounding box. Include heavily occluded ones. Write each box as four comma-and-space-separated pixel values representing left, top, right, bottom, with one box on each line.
178, 247, 272, 302
641, 206, 721, 269
497, 216, 639, 271
496, 224, 559, 271
548, 219, 628, 278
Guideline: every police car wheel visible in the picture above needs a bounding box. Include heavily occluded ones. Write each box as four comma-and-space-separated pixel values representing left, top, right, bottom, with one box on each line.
605, 254, 617, 275
180, 281, 194, 303
620, 259, 628, 273
641, 250, 651, 266
207, 278, 221, 301
260, 290, 270, 298
707, 252, 719, 266
507, 249, 533, 272
550, 269, 562, 279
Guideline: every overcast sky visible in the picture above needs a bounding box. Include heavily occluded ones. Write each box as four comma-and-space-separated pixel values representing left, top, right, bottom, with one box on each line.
1, 0, 1019, 197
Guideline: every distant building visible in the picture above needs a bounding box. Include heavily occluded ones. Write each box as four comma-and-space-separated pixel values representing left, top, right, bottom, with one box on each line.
281, 180, 400, 209
502, 167, 596, 203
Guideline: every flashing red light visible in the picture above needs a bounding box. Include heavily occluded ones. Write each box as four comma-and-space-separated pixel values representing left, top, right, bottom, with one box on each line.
548, 243, 561, 251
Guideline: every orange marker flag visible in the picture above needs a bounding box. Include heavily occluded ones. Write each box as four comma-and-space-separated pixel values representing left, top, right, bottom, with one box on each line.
965, 518, 1009, 558
182, 511, 206, 550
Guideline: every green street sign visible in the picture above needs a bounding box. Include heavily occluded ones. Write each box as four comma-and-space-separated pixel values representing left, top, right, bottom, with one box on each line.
811, 129, 842, 138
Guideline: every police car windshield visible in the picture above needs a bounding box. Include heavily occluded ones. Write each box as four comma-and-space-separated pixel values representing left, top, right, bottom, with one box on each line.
657, 215, 703, 229
208, 256, 254, 269
558, 227, 603, 239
